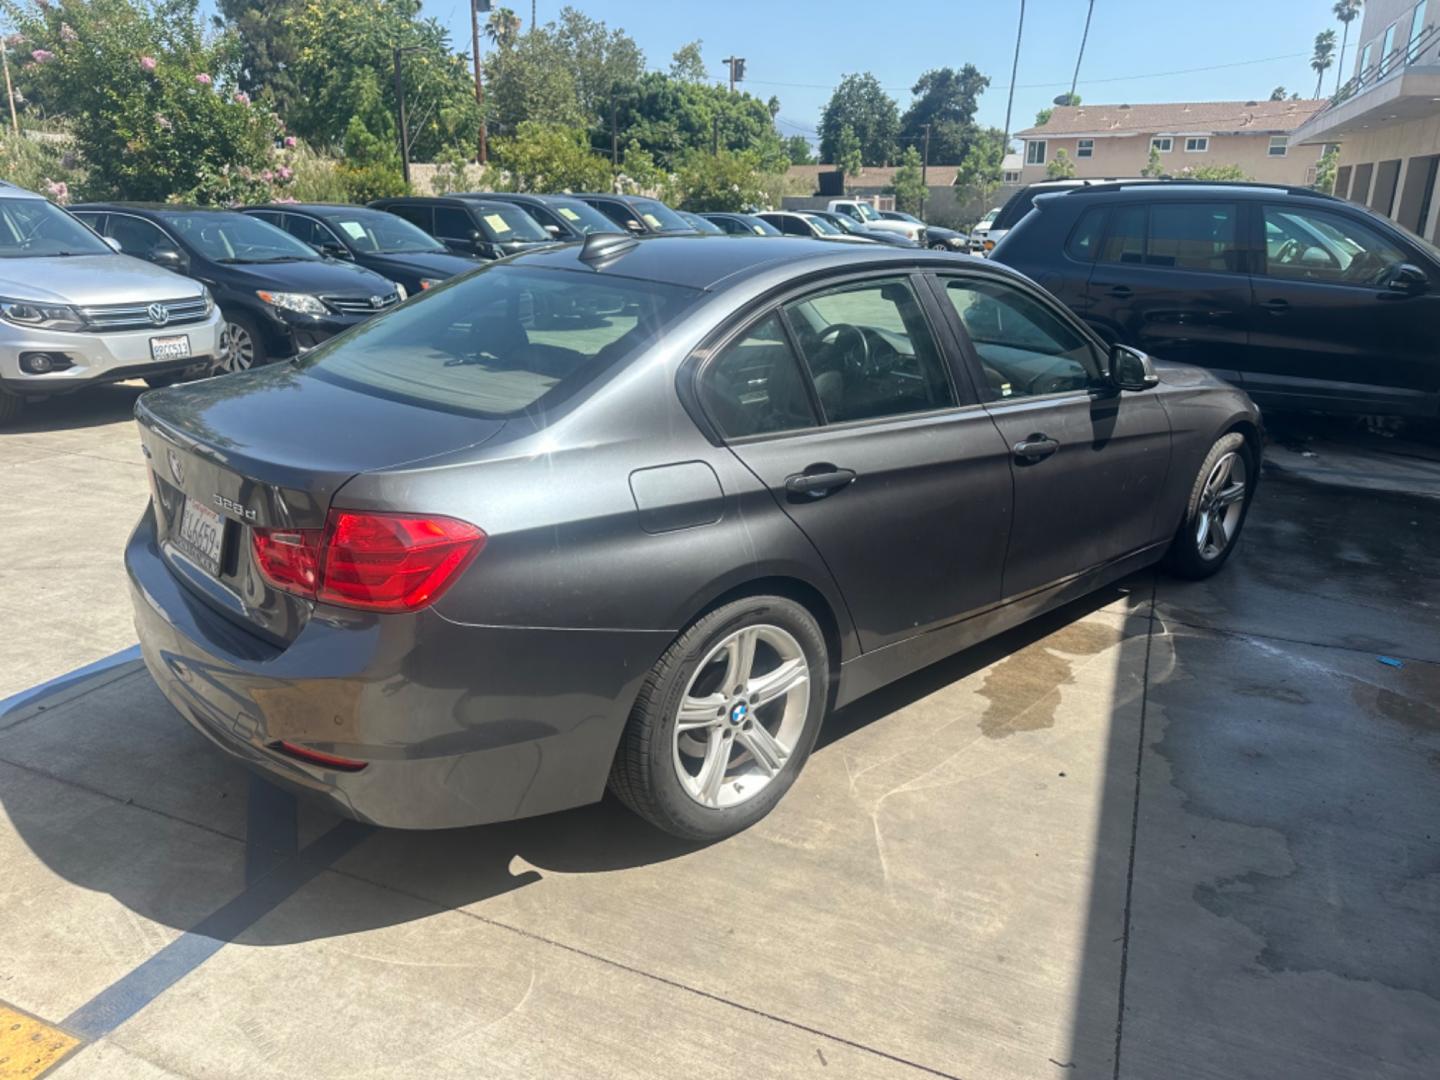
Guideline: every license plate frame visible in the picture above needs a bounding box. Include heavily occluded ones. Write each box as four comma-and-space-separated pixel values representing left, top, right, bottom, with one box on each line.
150, 334, 192, 362
176, 496, 224, 577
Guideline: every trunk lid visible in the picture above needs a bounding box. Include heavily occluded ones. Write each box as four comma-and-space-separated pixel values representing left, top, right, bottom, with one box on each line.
137, 363, 504, 643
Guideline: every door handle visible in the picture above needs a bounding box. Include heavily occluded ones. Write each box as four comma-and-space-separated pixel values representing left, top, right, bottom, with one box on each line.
1013, 435, 1060, 462
784, 467, 857, 497
1107, 285, 1133, 299
1259, 298, 1290, 314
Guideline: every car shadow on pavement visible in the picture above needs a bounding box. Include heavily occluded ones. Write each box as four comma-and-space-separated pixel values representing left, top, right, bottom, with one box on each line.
4, 382, 147, 434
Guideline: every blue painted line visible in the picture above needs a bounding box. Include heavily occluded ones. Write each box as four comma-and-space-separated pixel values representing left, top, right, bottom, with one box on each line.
62, 819, 373, 1040
0, 644, 143, 719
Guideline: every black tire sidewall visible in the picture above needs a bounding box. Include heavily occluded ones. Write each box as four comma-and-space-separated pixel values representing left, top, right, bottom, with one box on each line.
1169, 432, 1255, 578
639, 597, 828, 840
222, 312, 267, 370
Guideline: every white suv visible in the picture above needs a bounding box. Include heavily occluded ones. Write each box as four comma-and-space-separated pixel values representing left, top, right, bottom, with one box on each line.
0, 183, 224, 425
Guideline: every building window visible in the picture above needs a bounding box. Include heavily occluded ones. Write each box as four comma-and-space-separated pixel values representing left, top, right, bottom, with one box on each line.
1003, 170, 1021, 183
1184, 137, 1209, 153
1076, 139, 1094, 159
1358, 42, 1374, 76
1379, 22, 1398, 75
1025, 140, 1047, 165
1408, 1, 1429, 62
1268, 136, 1289, 157
1151, 137, 1173, 153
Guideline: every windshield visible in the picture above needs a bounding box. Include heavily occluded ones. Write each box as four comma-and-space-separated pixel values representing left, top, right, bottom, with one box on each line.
0, 197, 112, 258
161, 211, 319, 263
319, 208, 444, 254
471, 203, 550, 242
976, 208, 999, 230
302, 265, 698, 418
679, 211, 725, 235
802, 214, 842, 236
852, 202, 880, 221
544, 197, 624, 236
744, 216, 781, 236
628, 198, 690, 233
827, 215, 864, 235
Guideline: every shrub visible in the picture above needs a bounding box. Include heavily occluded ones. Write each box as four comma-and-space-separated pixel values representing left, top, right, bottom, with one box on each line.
490, 122, 614, 194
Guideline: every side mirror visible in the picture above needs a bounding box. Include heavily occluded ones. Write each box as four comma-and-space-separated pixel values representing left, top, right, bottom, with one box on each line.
151, 246, 186, 270
1385, 262, 1428, 295
318, 241, 352, 260
103, 236, 123, 252
544, 224, 561, 236
1108, 344, 1159, 392
624, 219, 644, 234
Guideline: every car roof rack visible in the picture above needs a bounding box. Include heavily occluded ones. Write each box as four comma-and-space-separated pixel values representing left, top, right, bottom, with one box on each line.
1064, 178, 1340, 200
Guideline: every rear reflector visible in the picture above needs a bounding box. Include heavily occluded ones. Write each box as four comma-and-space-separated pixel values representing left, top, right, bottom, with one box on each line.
272, 740, 368, 772
251, 510, 484, 613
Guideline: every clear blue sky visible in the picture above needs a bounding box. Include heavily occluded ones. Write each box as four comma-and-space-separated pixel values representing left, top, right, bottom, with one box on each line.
422, 0, 1355, 152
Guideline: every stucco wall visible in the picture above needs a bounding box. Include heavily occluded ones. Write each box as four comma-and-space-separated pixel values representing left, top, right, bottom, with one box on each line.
1018, 133, 1326, 186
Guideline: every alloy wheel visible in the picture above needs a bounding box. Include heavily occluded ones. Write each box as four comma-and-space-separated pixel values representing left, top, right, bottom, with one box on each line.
220, 322, 255, 373
1196, 451, 1247, 560
672, 624, 810, 809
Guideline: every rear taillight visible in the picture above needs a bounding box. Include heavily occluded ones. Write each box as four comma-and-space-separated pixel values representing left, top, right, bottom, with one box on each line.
251, 510, 484, 613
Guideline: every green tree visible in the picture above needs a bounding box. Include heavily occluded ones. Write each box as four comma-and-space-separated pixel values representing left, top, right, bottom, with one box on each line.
1141, 144, 1165, 177
485, 7, 522, 49
1045, 148, 1077, 180
338, 113, 407, 202
1333, 0, 1363, 94
490, 121, 614, 193
784, 134, 815, 165
214, 0, 302, 114
889, 145, 926, 215
3, 0, 282, 202
615, 71, 785, 172
670, 40, 707, 84
550, 6, 645, 128
952, 126, 1006, 207
1269, 85, 1288, 101
671, 148, 773, 212
487, 28, 584, 136
834, 124, 863, 189
1314, 144, 1339, 193
819, 72, 899, 166
898, 65, 989, 164
1034, 107, 1052, 126
1311, 29, 1337, 98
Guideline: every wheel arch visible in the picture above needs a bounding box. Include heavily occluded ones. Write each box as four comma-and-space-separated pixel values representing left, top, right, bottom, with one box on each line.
681, 574, 853, 684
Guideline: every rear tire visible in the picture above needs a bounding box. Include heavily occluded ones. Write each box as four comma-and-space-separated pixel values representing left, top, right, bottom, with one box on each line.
609, 596, 829, 841
0, 387, 22, 427
1165, 432, 1255, 580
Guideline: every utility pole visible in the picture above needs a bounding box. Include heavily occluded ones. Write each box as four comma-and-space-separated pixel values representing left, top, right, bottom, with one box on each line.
393, 47, 413, 186
723, 56, 746, 94
1067, 0, 1095, 107
920, 123, 931, 220
471, 0, 490, 165
1001, 0, 1025, 162
611, 89, 619, 165
1, 46, 18, 138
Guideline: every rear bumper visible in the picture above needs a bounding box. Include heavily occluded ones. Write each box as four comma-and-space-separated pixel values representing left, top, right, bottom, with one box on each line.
126, 508, 670, 828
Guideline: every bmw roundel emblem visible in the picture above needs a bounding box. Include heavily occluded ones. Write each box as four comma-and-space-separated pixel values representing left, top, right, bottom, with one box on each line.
730, 702, 749, 723
167, 446, 184, 484
148, 302, 170, 326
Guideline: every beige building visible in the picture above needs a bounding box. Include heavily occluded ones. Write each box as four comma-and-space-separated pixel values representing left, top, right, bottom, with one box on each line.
1290, 0, 1440, 243
1015, 100, 1328, 186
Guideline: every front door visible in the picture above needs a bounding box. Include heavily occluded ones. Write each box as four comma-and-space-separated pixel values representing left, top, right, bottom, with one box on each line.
696, 275, 1014, 653
1246, 201, 1440, 415
1085, 199, 1252, 383
934, 272, 1172, 600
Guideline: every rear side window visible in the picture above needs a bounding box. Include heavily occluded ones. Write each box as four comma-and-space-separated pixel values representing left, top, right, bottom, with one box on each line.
302, 266, 697, 418
1099, 203, 1240, 272
698, 313, 819, 439
1066, 207, 1107, 262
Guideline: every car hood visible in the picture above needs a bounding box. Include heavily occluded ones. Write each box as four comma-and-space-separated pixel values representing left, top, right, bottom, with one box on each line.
218, 258, 396, 296
362, 250, 482, 279
926, 226, 966, 242
0, 253, 205, 304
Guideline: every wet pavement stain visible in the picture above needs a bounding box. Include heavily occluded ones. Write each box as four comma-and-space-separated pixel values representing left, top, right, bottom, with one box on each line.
977, 620, 1119, 739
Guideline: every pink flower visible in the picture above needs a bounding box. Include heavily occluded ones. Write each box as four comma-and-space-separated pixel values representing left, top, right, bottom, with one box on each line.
283, 135, 296, 148
260, 169, 274, 182
195, 72, 212, 86
44, 179, 69, 204
30, 49, 55, 63
233, 91, 250, 106
139, 56, 157, 72
274, 196, 298, 204
277, 166, 293, 181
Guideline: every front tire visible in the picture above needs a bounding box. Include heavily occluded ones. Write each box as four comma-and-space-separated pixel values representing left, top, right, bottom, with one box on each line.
609, 596, 830, 841
1166, 432, 1255, 579
217, 313, 266, 374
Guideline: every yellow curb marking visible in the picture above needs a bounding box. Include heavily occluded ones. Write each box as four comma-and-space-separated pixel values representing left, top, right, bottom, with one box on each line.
0, 1005, 78, 1079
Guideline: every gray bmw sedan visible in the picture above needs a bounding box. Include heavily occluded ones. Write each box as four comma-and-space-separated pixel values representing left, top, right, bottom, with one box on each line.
128, 233, 1261, 840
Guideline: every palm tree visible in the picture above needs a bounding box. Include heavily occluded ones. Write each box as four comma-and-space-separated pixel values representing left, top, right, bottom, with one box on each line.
1312, 29, 1337, 98
1333, 1, 1363, 95
485, 6, 522, 49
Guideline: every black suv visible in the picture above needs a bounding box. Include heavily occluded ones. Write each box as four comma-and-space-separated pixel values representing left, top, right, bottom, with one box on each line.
571, 193, 693, 235
454, 192, 622, 242
992, 181, 1440, 417
367, 196, 553, 260
72, 204, 401, 371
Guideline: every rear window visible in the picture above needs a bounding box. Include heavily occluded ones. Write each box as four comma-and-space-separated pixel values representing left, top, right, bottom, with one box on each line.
300, 265, 698, 418
992, 188, 1040, 231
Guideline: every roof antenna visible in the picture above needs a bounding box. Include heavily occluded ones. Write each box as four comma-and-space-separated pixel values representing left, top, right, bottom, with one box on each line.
579, 231, 639, 264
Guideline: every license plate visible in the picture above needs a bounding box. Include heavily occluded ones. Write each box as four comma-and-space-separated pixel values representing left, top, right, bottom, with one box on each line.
150, 334, 191, 362
177, 496, 224, 576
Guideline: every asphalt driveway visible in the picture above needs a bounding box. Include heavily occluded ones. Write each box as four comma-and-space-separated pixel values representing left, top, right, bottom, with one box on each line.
0, 388, 1436, 1079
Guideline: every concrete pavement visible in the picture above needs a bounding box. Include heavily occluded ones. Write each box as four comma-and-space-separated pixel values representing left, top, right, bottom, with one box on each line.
0, 390, 1436, 1078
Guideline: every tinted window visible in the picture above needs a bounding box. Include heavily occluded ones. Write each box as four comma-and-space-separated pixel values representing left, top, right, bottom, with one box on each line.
247, 211, 283, 228
1147, 203, 1237, 271
699, 313, 818, 438
1100, 206, 1146, 264
158, 211, 318, 262
945, 279, 1099, 400
386, 203, 432, 232
1066, 207, 1107, 262
992, 188, 1040, 230
302, 265, 696, 418
0, 197, 111, 257
589, 200, 638, 230
521, 203, 565, 236
434, 206, 475, 239
282, 215, 338, 248
784, 278, 955, 423
108, 214, 174, 258
1262, 204, 1409, 286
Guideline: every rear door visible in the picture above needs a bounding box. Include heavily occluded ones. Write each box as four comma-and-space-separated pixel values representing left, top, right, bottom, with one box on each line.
695, 273, 1014, 653
1245, 201, 1440, 414
933, 271, 1172, 599
1086, 198, 1252, 383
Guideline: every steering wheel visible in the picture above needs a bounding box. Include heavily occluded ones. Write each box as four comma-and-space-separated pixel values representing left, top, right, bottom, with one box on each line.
1274, 237, 1302, 265
818, 323, 872, 377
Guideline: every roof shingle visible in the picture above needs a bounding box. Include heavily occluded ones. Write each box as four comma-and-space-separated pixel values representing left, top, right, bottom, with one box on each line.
1016, 99, 1325, 138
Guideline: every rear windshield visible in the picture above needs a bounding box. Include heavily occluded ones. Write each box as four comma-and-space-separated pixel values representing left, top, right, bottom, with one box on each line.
992, 189, 1040, 231
300, 264, 698, 418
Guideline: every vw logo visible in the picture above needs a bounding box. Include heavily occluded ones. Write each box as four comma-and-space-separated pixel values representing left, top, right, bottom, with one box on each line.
148, 302, 170, 326
166, 447, 184, 485
369, 295, 384, 309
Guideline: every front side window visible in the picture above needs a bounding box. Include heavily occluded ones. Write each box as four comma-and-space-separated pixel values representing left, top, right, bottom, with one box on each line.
1025, 140, 1047, 165
1076, 139, 1094, 158
385, 203, 433, 232
1262, 204, 1409, 286
589, 199, 637, 229
108, 214, 176, 259
282, 215, 339, 249
1099, 202, 1239, 272
434, 206, 476, 240
159, 211, 318, 263
302, 265, 697, 418
1151, 137, 1174, 153
783, 278, 955, 423
1268, 136, 1289, 157
698, 313, 818, 439
0, 197, 111, 258
1185, 137, 1209, 153
944, 279, 1099, 401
